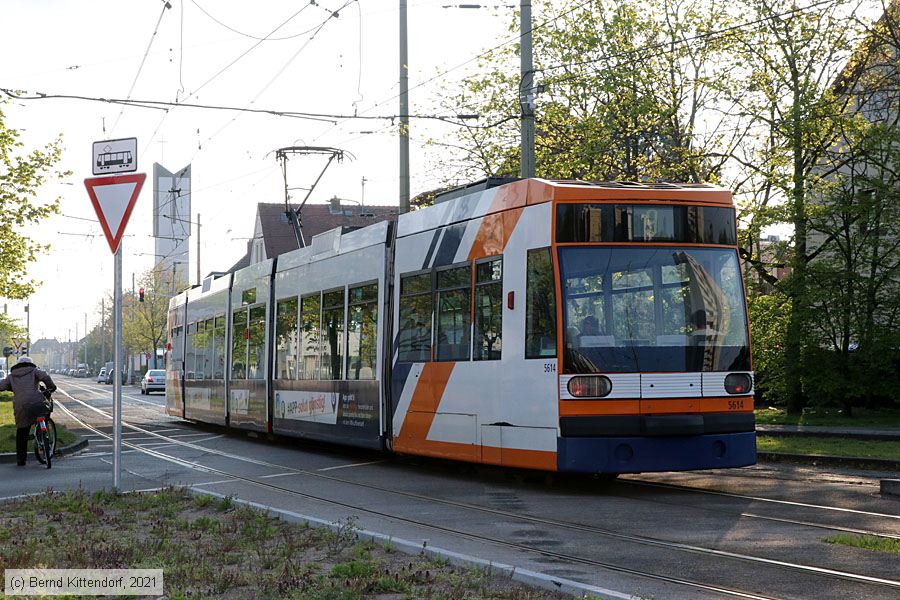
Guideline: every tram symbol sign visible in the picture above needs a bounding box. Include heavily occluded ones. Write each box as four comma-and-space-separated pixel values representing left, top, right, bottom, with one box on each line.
92, 137, 138, 175
84, 173, 147, 253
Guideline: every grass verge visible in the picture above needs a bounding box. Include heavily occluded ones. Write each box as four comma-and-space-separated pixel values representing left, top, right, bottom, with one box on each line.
823, 534, 900, 555
755, 407, 900, 428
0, 487, 582, 599
756, 434, 900, 461
0, 400, 77, 454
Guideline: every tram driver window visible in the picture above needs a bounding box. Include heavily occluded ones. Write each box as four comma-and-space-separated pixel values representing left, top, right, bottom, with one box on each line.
525, 248, 558, 358
398, 272, 432, 362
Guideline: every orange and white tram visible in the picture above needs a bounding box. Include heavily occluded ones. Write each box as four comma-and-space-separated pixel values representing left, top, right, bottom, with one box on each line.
166, 178, 755, 474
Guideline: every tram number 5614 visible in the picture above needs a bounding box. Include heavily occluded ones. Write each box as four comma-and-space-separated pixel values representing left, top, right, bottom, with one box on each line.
728, 399, 746, 410
544, 363, 557, 373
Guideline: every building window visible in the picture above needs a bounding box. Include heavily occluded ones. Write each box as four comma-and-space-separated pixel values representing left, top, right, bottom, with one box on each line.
347, 283, 378, 380
299, 294, 321, 379
525, 248, 558, 358
275, 297, 299, 380
435, 264, 471, 362
321, 289, 345, 380
474, 258, 502, 360
398, 272, 432, 362
231, 309, 247, 380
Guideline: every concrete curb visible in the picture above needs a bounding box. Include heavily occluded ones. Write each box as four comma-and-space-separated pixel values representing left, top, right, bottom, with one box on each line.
0, 435, 88, 464
188, 488, 633, 600
757, 427, 900, 441
758, 451, 900, 472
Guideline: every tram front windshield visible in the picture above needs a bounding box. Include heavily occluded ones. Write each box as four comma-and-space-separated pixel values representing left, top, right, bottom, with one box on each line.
558, 246, 750, 373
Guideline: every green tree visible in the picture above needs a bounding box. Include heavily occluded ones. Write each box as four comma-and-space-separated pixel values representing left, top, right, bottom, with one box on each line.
0, 98, 66, 299
123, 271, 171, 370
727, 0, 874, 414
427, 0, 742, 185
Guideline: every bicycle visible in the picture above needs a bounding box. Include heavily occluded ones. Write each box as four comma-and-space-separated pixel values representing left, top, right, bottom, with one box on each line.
32, 392, 56, 469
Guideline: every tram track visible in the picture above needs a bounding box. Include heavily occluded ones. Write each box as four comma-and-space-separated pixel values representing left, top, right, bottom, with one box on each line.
59, 379, 900, 538
53, 383, 900, 598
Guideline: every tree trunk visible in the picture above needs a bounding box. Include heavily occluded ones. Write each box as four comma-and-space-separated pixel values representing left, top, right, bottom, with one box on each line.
784, 80, 807, 417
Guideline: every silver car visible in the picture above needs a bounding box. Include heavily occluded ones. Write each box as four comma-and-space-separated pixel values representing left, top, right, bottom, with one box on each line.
141, 369, 166, 395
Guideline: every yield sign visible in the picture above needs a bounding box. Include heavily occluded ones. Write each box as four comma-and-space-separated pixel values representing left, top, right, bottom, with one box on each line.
84, 173, 146, 253
12, 338, 23, 351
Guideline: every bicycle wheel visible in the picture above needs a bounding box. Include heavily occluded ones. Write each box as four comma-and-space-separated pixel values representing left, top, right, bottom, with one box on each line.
33, 419, 56, 467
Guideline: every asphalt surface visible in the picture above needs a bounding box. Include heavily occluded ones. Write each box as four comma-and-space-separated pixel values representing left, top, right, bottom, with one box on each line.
4, 376, 899, 600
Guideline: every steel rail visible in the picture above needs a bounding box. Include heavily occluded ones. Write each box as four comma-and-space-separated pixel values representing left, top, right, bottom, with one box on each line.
52, 393, 777, 600
55, 384, 900, 594
61, 379, 900, 534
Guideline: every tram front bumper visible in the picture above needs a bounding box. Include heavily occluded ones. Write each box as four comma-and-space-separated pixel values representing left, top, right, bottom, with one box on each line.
557, 431, 757, 474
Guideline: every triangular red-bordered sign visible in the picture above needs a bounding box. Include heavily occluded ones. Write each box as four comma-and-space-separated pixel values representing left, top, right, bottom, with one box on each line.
84, 173, 146, 253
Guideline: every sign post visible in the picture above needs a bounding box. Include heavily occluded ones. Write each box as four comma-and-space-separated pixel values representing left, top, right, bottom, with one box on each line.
84, 165, 145, 491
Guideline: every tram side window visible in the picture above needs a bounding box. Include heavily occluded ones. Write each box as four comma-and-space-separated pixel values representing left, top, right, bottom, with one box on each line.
247, 305, 267, 380
202, 319, 215, 380
213, 316, 226, 379
275, 297, 299, 380
231, 309, 247, 380
299, 294, 321, 379
435, 265, 472, 362
320, 290, 345, 380
185, 322, 197, 379
171, 325, 184, 364
525, 248, 558, 358
347, 283, 378, 380
398, 273, 432, 362
474, 258, 503, 360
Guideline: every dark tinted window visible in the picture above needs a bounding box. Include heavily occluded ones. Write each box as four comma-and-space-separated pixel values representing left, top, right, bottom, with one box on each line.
321, 289, 345, 380
398, 272, 433, 362
525, 248, 558, 358
474, 258, 502, 360
347, 283, 378, 380
556, 204, 736, 245
558, 246, 750, 373
435, 265, 471, 362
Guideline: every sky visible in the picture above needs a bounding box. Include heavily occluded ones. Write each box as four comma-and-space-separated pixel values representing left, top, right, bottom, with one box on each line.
1, 0, 513, 343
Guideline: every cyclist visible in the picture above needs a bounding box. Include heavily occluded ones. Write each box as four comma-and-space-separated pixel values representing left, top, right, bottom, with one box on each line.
0, 356, 56, 466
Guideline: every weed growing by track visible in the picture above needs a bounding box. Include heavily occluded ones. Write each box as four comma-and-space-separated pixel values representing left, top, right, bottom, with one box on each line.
823, 534, 900, 555
0, 487, 583, 599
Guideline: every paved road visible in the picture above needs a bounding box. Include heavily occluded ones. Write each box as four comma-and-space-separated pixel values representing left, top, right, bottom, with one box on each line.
5, 376, 899, 600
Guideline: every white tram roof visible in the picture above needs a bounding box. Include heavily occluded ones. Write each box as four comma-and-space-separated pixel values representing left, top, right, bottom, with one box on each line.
275, 220, 391, 273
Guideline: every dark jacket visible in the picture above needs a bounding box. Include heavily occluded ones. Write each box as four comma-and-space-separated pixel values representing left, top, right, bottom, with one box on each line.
0, 362, 56, 428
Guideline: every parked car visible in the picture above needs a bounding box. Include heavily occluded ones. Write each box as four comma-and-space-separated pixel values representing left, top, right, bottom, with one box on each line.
0, 369, 6, 380
141, 369, 166, 395
97, 368, 107, 383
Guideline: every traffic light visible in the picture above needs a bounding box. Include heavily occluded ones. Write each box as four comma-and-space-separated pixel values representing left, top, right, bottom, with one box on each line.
139, 287, 145, 302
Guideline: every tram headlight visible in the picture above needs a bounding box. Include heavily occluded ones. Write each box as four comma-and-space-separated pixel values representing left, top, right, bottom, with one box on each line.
724, 373, 752, 395
567, 375, 612, 398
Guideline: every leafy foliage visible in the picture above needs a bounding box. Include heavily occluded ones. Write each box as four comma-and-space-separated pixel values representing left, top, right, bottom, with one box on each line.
0, 99, 66, 298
